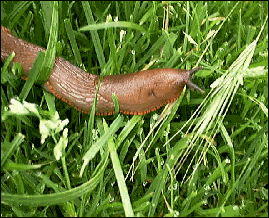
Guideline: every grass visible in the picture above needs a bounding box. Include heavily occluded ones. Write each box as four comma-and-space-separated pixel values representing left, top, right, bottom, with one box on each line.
1, 1, 268, 217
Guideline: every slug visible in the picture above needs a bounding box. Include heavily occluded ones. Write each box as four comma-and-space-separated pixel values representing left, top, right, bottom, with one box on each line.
1, 25, 204, 115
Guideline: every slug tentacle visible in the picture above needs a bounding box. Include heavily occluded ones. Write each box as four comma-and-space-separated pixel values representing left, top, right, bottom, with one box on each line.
187, 80, 205, 94
187, 66, 205, 94
1, 25, 204, 115
189, 66, 203, 75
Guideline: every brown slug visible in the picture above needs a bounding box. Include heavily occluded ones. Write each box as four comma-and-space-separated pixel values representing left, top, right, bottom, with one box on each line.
1, 25, 204, 115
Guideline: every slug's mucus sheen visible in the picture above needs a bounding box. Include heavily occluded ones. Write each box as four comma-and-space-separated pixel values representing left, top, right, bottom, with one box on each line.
1, 25, 204, 115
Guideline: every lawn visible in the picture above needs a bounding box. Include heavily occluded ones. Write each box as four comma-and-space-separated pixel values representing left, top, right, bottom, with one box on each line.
1, 1, 268, 217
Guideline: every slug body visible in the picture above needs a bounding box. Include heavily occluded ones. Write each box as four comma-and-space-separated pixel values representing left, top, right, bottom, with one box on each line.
1, 25, 204, 115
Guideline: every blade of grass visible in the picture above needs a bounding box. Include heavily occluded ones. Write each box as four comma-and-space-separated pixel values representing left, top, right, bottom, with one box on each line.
81, 1, 106, 69
105, 119, 134, 217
